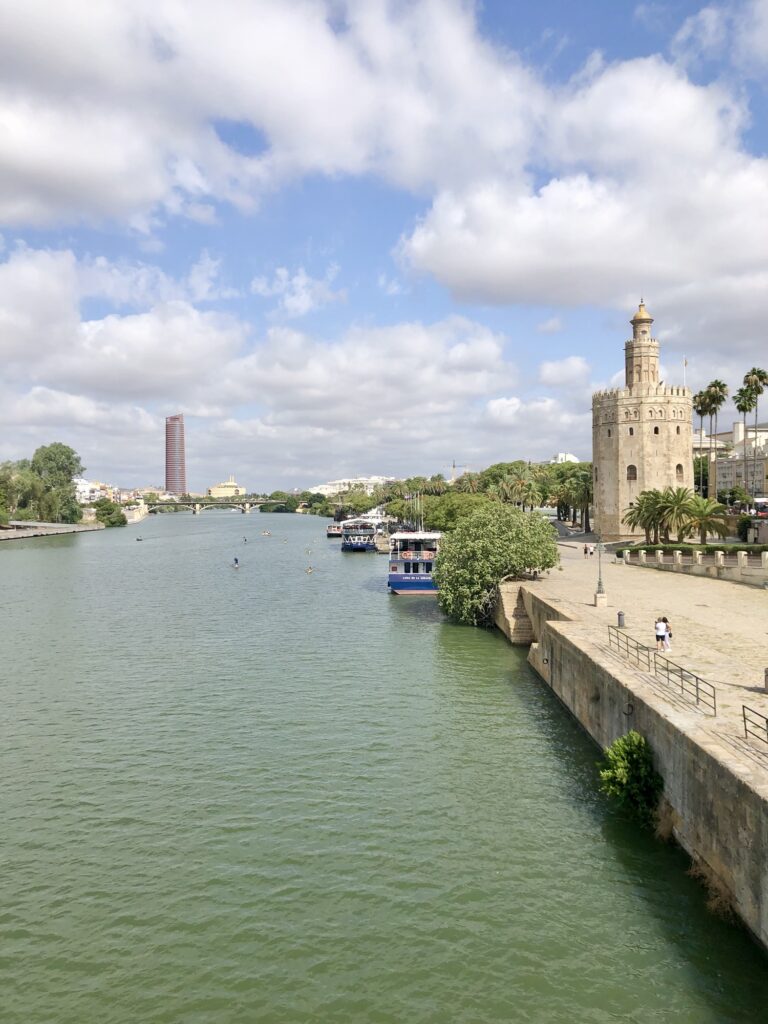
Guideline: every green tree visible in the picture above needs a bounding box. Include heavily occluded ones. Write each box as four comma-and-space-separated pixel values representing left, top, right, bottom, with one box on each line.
743, 368, 768, 498
657, 486, 695, 543
692, 390, 710, 494
599, 731, 663, 827
30, 443, 84, 522
434, 504, 559, 626
684, 495, 729, 545
93, 498, 127, 527
423, 492, 490, 531
734, 385, 756, 497
705, 380, 728, 497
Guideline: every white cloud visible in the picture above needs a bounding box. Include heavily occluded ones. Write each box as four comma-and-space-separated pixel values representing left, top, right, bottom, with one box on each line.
378, 273, 405, 296
536, 317, 563, 334
250, 264, 345, 318
539, 356, 590, 387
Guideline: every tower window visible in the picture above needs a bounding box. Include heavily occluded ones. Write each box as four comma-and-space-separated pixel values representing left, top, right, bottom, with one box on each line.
653, 426, 659, 435
629, 427, 634, 436
627, 465, 638, 481
607, 429, 611, 438
676, 426, 681, 434
676, 464, 684, 481
648, 409, 654, 418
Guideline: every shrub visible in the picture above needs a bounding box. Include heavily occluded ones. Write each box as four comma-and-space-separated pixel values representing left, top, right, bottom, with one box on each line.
598, 731, 663, 827
736, 515, 753, 542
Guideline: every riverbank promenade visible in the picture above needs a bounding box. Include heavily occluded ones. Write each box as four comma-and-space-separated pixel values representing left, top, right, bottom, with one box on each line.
0, 521, 104, 541
523, 539, 768, 759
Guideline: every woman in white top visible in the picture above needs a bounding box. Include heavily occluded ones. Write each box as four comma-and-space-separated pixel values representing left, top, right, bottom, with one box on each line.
654, 617, 667, 651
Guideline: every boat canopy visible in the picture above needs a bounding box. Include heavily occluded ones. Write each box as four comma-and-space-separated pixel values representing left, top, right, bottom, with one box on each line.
389, 531, 442, 541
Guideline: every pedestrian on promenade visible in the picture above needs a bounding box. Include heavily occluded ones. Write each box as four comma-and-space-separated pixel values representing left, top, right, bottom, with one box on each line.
654, 616, 667, 651
589, 544, 595, 557
662, 617, 672, 652
584, 543, 589, 558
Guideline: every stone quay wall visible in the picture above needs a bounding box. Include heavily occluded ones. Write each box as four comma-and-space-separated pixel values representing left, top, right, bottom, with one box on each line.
494, 583, 768, 952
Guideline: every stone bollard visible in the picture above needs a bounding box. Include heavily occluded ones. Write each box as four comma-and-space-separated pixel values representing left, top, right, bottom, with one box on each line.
638, 550, 647, 565
714, 550, 725, 567
762, 551, 768, 571
623, 550, 631, 564
737, 551, 748, 570
673, 550, 683, 568
656, 550, 665, 565
694, 551, 703, 565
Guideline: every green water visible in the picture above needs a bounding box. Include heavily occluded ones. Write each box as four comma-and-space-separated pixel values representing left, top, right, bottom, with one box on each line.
1, 513, 766, 1023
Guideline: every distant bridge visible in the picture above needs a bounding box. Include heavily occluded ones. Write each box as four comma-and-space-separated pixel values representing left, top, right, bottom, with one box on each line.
141, 499, 280, 515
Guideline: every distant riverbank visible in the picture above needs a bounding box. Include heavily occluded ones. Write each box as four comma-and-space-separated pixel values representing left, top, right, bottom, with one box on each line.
0, 521, 105, 542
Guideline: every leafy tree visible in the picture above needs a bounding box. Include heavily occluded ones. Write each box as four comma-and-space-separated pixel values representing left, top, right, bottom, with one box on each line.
705, 380, 728, 496
423, 492, 490, 531
93, 497, 127, 527
692, 456, 708, 495
31, 443, 84, 489
434, 504, 559, 626
477, 461, 526, 490
657, 486, 695, 543
743, 367, 768, 497
683, 495, 729, 545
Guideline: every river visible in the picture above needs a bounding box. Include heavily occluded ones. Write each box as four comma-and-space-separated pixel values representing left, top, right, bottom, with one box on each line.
1, 512, 766, 1023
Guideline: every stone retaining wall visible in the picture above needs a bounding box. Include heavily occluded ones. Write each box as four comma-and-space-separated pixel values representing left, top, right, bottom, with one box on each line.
495, 582, 768, 952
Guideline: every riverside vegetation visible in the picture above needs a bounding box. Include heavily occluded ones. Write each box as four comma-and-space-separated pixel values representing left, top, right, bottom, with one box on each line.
0, 443, 84, 526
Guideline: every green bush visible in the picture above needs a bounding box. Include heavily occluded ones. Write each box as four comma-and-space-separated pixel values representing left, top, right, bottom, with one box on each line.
736, 515, 753, 542
599, 731, 663, 826
93, 498, 127, 527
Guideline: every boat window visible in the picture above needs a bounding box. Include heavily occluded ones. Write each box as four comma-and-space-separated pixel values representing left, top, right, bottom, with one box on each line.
403, 562, 411, 573
411, 563, 419, 573
424, 562, 432, 573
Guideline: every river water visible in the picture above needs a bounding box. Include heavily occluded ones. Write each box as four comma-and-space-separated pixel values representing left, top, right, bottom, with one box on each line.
1, 512, 766, 1023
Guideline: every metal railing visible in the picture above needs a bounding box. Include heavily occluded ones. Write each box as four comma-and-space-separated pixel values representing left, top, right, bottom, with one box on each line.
743, 705, 768, 746
607, 626, 717, 715
653, 652, 717, 715
607, 625, 653, 671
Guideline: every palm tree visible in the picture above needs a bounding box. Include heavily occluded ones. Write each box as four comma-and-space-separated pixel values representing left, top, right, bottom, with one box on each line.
657, 486, 694, 543
454, 472, 481, 494
743, 368, 768, 499
622, 501, 649, 543
705, 379, 729, 497
684, 495, 729, 545
692, 390, 710, 494
734, 385, 757, 501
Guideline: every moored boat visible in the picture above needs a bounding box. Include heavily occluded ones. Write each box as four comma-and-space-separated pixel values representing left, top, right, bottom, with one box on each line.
387, 531, 441, 594
326, 523, 343, 538
341, 518, 377, 552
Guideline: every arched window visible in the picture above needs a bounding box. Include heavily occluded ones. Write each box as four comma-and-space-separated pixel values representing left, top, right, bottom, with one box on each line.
633, 409, 639, 419
607, 428, 612, 438
648, 409, 654, 418
627, 465, 638, 481
653, 426, 659, 434
629, 427, 634, 436
594, 467, 598, 481
676, 425, 681, 435
658, 409, 664, 418
676, 464, 684, 481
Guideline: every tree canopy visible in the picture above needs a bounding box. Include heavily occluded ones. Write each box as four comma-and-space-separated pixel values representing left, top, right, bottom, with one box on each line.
434, 504, 559, 626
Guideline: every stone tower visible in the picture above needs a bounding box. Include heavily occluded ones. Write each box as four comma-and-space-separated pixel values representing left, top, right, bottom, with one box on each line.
592, 302, 693, 540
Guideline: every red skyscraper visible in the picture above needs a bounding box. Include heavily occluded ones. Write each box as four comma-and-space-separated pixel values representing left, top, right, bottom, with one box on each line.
165, 414, 187, 494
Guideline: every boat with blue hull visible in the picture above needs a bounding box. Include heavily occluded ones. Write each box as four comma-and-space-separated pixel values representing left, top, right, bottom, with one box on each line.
387, 531, 441, 594
341, 518, 377, 552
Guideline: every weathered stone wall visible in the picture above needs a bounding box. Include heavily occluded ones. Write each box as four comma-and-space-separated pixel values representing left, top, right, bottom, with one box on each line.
496, 582, 768, 951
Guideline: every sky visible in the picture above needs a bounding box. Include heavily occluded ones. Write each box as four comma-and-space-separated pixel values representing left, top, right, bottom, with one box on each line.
1, 0, 768, 492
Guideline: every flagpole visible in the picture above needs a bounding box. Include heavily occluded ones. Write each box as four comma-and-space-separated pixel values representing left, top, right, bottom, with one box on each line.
683, 356, 687, 388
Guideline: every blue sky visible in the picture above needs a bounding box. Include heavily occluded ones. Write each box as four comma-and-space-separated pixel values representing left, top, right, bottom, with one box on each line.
1, 0, 767, 490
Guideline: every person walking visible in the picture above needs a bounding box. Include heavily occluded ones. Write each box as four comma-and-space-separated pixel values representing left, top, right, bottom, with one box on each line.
584, 543, 589, 558
654, 616, 667, 651
662, 617, 672, 652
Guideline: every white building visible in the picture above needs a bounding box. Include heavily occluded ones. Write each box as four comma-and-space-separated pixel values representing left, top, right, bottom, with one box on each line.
549, 453, 580, 464
207, 474, 245, 498
309, 476, 396, 497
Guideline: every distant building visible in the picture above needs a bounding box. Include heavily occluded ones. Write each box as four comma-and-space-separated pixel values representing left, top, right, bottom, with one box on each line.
592, 302, 693, 541
309, 476, 396, 497
207, 475, 244, 498
710, 455, 767, 498
165, 414, 187, 494
550, 453, 580, 464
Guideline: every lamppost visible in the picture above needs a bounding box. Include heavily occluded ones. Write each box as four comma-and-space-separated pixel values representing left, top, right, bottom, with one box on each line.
594, 534, 608, 606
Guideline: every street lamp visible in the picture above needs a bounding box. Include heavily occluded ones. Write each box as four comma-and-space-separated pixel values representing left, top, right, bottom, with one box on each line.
596, 536, 606, 595
594, 534, 608, 607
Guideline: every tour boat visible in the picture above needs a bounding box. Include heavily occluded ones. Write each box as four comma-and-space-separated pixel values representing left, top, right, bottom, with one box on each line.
326, 523, 343, 538
387, 531, 441, 594
341, 518, 377, 552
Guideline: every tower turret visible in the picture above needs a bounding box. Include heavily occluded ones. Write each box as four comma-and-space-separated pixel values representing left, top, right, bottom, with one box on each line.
624, 300, 659, 388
